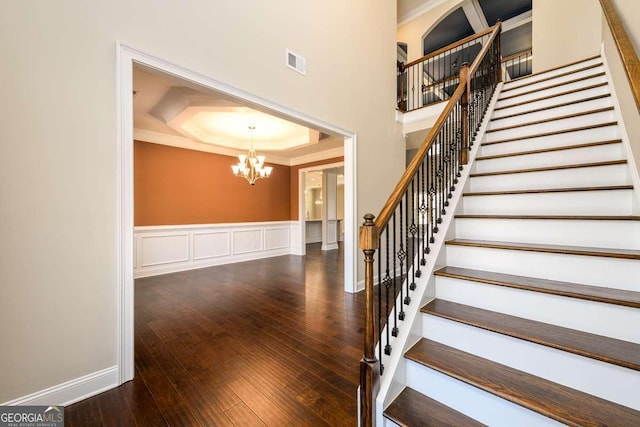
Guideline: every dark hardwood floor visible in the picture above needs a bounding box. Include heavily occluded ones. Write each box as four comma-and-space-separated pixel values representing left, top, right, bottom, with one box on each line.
65, 243, 365, 426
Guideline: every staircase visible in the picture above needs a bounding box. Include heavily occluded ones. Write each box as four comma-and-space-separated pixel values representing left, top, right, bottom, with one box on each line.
383, 56, 640, 426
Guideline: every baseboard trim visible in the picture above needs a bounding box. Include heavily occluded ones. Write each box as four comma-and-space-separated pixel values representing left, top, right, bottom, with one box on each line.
2, 366, 118, 406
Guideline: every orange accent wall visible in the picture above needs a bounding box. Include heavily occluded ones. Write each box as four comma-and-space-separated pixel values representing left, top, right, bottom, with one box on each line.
134, 141, 292, 226
289, 157, 344, 220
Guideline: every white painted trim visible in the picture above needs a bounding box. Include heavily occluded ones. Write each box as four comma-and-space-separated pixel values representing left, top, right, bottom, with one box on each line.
502, 10, 532, 33
398, 0, 452, 26
135, 128, 344, 167
600, 47, 640, 214
2, 366, 118, 407
117, 42, 358, 389
134, 221, 298, 278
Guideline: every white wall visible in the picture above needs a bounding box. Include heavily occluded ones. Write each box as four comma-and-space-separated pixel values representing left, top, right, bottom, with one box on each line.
0, 0, 401, 404
532, 0, 603, 72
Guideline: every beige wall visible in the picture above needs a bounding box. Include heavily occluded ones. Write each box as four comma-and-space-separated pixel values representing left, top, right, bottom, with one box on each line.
532, 0, 603, 72
0, 0, 400, 403
397, 0, 465, 62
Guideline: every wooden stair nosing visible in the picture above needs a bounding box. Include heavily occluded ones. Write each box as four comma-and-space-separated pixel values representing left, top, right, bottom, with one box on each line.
422, 299, 640, 370
498, 72, 606, 102
486, 107, 614, 134
477, 139, 622, 160
384, 387, 486, 427
405, 339, 640, 426
494, 82, 608, 111
491, 94, 611, 122
469, 159, 627, 177
463, 185, 633, 197
435, 265, 640, 309
446, 239, 640, 260
504, 55, 601, 86
502, 62, 604, 93
482, 122, 618, 146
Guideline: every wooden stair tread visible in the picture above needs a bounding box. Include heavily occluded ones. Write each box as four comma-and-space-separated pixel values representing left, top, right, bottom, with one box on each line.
504, 55, 601, 85
478, 139, 622, 159
446, 239, 640, 260
499, 72, 606, 102
423, 298, 640, 369
492, 94, 611, 122
455, 214, 640, 221
384, 387, 486, 427
482, 122, 618, 146
494, 82, 608, 111
463, 185, 633, 196
487, 107, 614, 133
502, 62, 603, 93
470, 159, 626, 176
405, 339, 640, 426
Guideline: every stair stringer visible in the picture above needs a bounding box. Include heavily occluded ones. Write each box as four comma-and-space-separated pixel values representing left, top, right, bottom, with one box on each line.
600, 47, 640, 214
374, 83, 504, 427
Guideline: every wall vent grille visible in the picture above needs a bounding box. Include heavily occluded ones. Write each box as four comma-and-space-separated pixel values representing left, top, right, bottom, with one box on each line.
286, 49, 306, 75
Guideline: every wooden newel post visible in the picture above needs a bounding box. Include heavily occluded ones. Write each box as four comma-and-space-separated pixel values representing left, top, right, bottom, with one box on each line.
359, 213, 379, 427
460, 62, 470, 165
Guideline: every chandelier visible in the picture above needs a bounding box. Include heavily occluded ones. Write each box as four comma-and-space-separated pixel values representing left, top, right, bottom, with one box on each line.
231, 125, 273, 185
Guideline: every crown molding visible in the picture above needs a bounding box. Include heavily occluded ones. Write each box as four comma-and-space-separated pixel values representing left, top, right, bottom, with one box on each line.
134, 128, 342, 167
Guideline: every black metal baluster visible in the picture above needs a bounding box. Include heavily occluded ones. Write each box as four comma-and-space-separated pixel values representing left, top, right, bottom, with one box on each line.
377, 236, 383, 374
383, 225, 392, 356
410, 177, 417, 290
391, 214, 398, 338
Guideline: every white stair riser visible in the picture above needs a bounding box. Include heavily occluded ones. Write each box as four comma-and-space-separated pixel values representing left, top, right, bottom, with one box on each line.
405, 361, 564, 427
445, 245, 640, 291
434, 277, 640, 343
461, 190, 633, 216
484, 111, 616, 143
492, 86, 610, 119
454, 217, 640, 249
480, 127, 619, 158
475, 144, 624, 173
496, 75, 607, 108
469, 163, 630, 192
422, 314, 640, 409
487, 96, 613, 130
502, 67, 605, 98
503, 58, 603, 90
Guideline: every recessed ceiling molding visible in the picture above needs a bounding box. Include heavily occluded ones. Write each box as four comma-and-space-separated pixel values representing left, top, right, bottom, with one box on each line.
502, 10, 532, 32
398, 0, 454, 26
134, 128, 341, 167
149, 87, 316, 152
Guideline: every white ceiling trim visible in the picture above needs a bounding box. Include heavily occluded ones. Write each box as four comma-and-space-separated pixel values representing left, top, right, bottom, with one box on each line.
462, 0, 489, 33
398, 0, 453, 26
134, 128, 342, 167
502, 10, 532, 33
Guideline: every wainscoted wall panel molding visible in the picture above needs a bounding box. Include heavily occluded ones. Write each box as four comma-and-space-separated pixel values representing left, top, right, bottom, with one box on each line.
134, 221, 301, 278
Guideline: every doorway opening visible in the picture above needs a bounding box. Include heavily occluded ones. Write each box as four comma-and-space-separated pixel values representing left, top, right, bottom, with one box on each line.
116, 43, 357, 384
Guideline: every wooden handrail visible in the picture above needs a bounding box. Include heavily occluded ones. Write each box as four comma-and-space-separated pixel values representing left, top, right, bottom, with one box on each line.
376, 22, 501, 230
599, 0, 640, 111
502, 48, 532, 63
402, 25, 495, 70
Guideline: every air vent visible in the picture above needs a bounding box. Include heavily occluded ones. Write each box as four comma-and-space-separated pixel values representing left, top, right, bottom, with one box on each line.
286, 49, 306, 75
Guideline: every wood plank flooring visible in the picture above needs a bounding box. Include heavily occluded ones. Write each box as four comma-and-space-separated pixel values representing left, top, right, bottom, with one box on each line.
65, 243, 364, 426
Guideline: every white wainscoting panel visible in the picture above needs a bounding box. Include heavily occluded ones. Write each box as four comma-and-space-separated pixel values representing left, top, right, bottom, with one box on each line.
193, 232, 230, 260
140, 234, 189, 267
306, 220, 322, 243
134, 221, 300, 278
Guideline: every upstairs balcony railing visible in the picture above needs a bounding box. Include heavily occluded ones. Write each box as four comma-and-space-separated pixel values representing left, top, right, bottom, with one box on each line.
502, 48, 533, 81
360, 22, 502, 427
397, 26, 499, 113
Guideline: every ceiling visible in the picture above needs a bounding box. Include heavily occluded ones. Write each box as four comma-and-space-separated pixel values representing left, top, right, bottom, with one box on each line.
399, 0, 532, 57
133, 65, 344, 166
